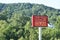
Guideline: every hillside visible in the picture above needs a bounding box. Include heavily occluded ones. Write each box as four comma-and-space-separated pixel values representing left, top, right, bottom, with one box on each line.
0, 3, 60, 40
0, 3, 60, 21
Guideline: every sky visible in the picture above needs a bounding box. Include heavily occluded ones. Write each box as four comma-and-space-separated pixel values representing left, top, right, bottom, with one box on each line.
0, 0, 60, 9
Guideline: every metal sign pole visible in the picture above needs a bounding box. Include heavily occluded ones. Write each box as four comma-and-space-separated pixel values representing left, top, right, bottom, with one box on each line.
39, 27, 42, 40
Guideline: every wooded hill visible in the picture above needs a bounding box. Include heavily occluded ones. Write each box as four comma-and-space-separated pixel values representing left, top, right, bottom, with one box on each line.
0, 3, 60, 40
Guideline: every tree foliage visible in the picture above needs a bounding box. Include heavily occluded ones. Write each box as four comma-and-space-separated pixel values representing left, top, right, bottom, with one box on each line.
0, 3, 60, 40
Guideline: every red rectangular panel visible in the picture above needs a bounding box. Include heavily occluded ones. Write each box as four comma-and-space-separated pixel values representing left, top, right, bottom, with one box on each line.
32, 15, 48, 27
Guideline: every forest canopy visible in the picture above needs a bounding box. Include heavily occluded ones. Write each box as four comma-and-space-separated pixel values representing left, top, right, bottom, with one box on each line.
0, 3, 60, 40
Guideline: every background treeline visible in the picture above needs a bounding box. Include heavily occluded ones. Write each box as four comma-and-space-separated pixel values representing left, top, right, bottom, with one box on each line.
0, 3, 60, 40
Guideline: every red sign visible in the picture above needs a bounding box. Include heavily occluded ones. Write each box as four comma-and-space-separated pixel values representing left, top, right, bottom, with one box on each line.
32, 15, 48, 27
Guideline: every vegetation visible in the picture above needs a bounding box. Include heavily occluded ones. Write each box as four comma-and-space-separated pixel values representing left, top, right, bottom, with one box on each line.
0, 3, 60, 40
